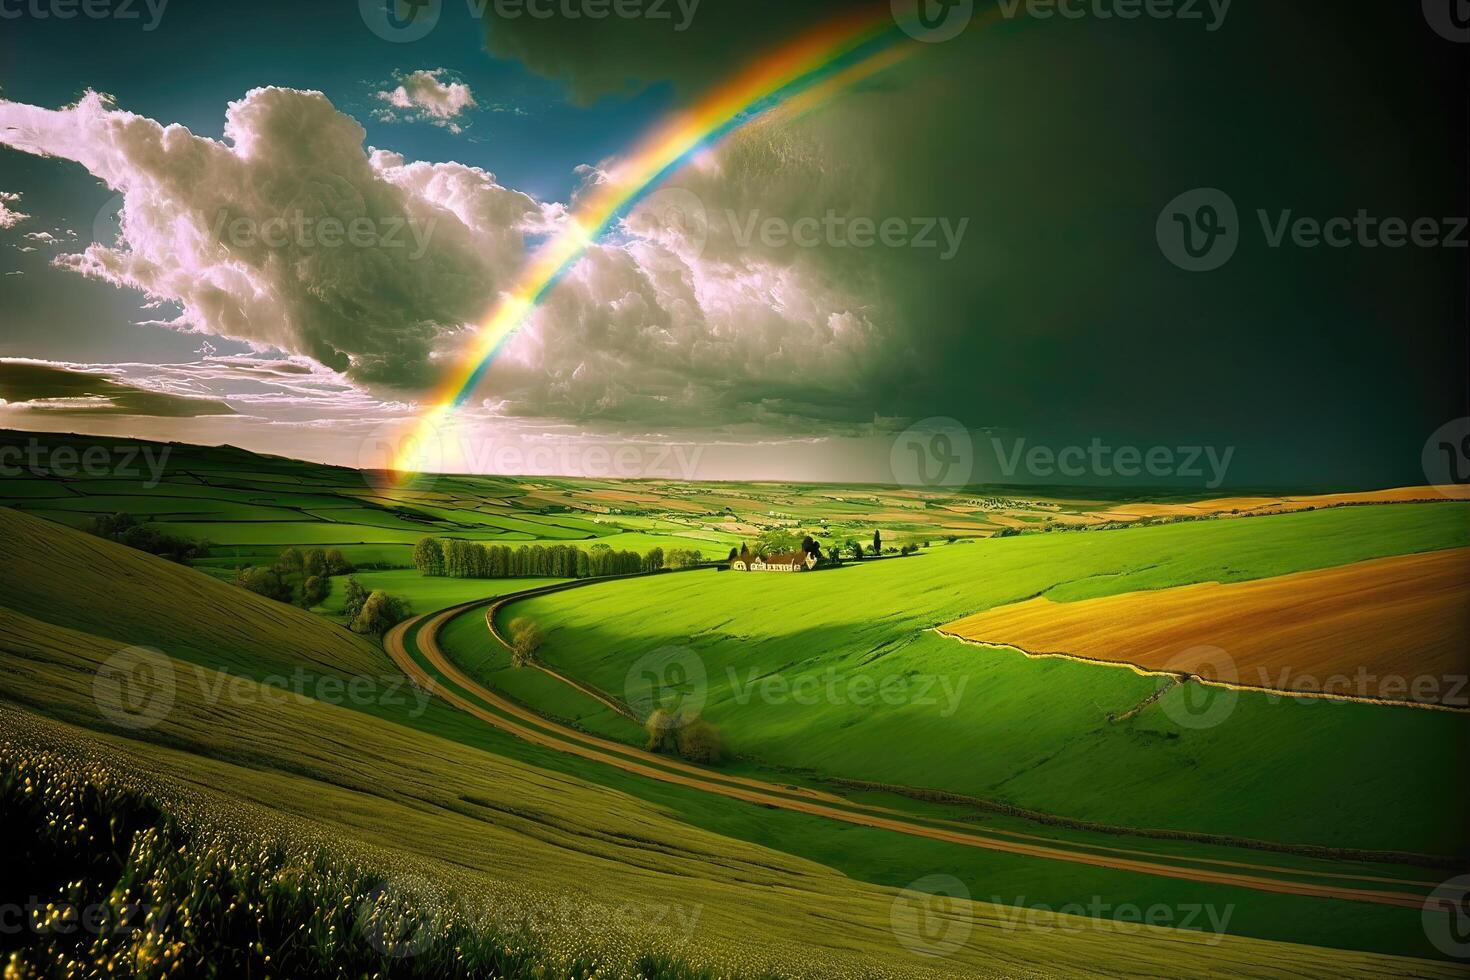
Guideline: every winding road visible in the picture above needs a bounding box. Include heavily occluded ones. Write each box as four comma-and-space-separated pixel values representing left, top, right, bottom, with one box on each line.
385, 591, 1460, 913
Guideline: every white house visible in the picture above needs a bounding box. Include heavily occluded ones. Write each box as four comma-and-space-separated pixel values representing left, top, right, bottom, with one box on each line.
731, 550, 818, 572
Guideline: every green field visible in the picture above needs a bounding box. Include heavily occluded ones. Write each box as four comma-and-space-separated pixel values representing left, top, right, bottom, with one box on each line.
6, 505, 1451, 975
490, 504, 1470, 856
0, 431, 744, 571
3, 431, 1468, 971
316, 570, 568, 619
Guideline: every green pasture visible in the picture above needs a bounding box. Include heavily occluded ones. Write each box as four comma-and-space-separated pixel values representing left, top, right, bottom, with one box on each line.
316, 571, 567, 619
491, 504, 1470, 856
0, 503, 1461, 964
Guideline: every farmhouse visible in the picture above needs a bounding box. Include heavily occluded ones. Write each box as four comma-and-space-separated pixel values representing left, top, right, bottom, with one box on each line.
731, 550, 818, 573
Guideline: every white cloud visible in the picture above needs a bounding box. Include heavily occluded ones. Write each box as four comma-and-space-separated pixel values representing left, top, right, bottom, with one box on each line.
0, 87, 895, 430
0, 191, 29, 230
374, 69, 477, 135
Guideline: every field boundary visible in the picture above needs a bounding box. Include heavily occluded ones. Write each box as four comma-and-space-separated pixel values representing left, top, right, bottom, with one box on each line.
930, 628, 1470, 716
391, 603, 1467, 908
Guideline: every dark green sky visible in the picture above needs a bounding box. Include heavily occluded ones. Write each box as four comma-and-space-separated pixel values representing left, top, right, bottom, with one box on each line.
0, 0, 1464, 488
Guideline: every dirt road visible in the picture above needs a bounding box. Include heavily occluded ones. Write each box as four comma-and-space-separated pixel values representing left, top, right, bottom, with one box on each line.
385, 599, 1458, 911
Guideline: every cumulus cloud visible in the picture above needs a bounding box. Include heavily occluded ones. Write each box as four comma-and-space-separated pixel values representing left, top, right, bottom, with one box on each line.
0, 191, 29, 230
0, 359, 236, 417
0, 86, 898, 429
0, 88, 541, 388
374, 69, 477, 134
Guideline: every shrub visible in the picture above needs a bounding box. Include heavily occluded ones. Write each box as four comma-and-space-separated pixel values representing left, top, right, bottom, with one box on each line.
234, 565, 292, 603
643, 710, 679, 754
325, 548, 353, 575
507, 616, 543, 668
675, 718, 726, 765
340, 576, 370, 624
351, 590, 409, 636
303, 574, 329, 607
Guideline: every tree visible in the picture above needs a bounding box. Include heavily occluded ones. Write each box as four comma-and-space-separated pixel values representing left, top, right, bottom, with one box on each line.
643, 547, 665, 573
341, 576, 370, 625
846, 539, 864, 561
351, 590, 408, 636
755, 529, 801, 557
676, 717, 727, 765
664, 548, 702, 570
872, 530, 882, 557
234, 566, 291, 603
413, 537, 445, 576
302, 574, 329, 606
644, 710, 680, 754
277, 547, 304, 575
303, 548, 328, 579
507, 616, 543, 667
325, 549, 353, 575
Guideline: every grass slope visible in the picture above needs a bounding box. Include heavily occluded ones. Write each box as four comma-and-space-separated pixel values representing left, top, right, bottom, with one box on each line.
2, 508, 1445, 975
496, 504, 1470, 855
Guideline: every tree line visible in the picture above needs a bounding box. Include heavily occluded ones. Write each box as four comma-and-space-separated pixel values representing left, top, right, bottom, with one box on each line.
412, 538, 704, 580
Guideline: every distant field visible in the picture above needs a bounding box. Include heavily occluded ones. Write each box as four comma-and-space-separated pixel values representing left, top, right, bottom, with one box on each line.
941, 548, 1470, 706
487, 504, 1470, 855
17, 430, 1418, 579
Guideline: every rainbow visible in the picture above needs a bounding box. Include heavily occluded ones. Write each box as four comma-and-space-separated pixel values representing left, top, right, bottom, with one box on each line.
391, 5, 925, 475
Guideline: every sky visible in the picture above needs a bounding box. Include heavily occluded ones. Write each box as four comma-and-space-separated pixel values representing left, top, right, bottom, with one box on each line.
0, 0, 1465, 490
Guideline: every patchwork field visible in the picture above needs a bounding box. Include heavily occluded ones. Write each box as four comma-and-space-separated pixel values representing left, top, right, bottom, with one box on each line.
8, 505, 1460, 973
3, 431, 1468, 970
940, 548, 1470, 707
485, 504, 1470, 856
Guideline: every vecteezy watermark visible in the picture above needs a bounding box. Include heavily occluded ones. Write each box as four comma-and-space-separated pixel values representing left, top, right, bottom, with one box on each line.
1422, 875, 1470, 959
727, 667, 968, 717
988, 894, 1235, 943
357, 420, 707, 492
892, 0, 975, 43
727, 210, 970, 261
1423, 0, 1470, 43
1252, 666, 1469, 708
890, 874, 972, 957
0, 438, 172, 488
209, 209, 440, 261
1156, 188, 1240, 272
1423, 418, 1470, 496
93, 647, 177, 730
625, 646, 707, 728
0, 898, 155, 937
996, 0, 1231, 31
361, 0, 699, 41
890, 417, 975, 489
1159, 188, 1469, 271
358, 874, 703, 959
359, 0, 441, 42
470, 0, 701, 30
990, 437, 1235, 489
92, 647, 436, 730
1158, 646, 1238, 730
0, 0, 169, 30
627, 187, 711, 259
358, 874, 446, 958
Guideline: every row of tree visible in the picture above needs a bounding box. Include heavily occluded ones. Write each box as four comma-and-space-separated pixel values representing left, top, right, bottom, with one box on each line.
92, 512, 210, 564
412, 538, 704, 580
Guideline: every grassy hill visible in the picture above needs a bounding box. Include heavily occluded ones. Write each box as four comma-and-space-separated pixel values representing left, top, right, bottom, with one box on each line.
5, 505, 1450, 976
491, 503, 1470, 855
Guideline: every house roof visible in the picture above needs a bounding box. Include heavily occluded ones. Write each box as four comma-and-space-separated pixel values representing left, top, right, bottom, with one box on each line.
763, 551, 810, 565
